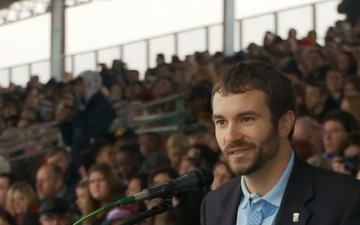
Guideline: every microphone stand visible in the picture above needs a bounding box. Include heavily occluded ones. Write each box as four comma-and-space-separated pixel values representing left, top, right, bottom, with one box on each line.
120, 196, 173, 225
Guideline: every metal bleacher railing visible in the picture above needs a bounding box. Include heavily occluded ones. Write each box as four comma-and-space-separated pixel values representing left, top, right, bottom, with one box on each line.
0, 93, 186, 162
0, 0, 342, 85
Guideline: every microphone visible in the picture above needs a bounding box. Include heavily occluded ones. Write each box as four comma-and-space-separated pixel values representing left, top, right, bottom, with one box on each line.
115, 168, 214, 206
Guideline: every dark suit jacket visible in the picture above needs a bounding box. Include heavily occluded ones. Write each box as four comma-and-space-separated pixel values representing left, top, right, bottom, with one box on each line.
201, 155, 360, 225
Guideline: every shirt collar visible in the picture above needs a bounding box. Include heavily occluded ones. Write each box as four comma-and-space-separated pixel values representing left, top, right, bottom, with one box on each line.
240, 151, 295, 209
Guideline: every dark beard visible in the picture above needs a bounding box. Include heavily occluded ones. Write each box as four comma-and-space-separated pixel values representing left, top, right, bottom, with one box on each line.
226, 128, 279, 176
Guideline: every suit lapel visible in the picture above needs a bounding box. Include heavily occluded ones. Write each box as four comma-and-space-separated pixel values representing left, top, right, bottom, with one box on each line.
219, 177, 243, 225
275, 155, 314, 225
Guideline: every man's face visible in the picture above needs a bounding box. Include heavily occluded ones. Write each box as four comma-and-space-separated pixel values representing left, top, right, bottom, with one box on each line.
212, 89, 280, 176
326, 71, 343, 93
116, 152, 138, 178
305, 86, 322, 110
40, 214, 72, 225
0, 177, 9, 207
36, 167, 59, 199
323, 120, 348, 155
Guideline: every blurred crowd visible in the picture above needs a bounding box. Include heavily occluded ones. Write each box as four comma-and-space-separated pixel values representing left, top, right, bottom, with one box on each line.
0, 14, 360, 225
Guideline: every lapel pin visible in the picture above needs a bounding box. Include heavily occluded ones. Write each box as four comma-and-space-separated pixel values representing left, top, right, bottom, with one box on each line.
292, 213, 300, 222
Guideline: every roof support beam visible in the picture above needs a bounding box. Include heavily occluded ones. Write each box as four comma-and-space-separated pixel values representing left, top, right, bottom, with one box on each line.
50, 0, 65, 81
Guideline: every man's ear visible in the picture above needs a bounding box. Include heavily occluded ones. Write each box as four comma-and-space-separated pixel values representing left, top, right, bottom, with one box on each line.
278, 110, 296, 138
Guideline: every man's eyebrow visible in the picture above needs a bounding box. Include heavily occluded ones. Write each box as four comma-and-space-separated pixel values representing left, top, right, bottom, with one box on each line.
212, 114, 223, 120
235, 110, 261, 117
212, 111, 261, 120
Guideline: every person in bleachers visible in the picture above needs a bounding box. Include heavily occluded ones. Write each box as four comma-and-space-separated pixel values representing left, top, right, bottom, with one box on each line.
75, 178, 96, 225
177, 144, 216, 225
165, 133, 189, 172
178, 144, 217, 176
144, 167, 185, 225
306, 48, 329, 81
5, 181, 39, 225
90, 138, 117, 171
110, 60, 128, 85
145, 53, 170, 80
325, 68, 344, 104
124, 81, 146, 102
305, 80, 339, 121
71, 71, 116, 162
150, 77, 177, 118
35, 164, 76, 209
336, 49, 358, 77
343, 76, 360, 97
187, 85, 212, 124
293, 116, 324, 154
210, 161, 235, 191
39, 198, 75, 225
322, 110, 358, 161
126, 70, 140, 84
87, 163, 124, 225
138, 132, 162, 159
115, 145, 141, 186
332, 132, 360, 177
55, 94, 75, 147
113, 126, 138, 150
108, 83, 124, 104
125, 173, 148, 215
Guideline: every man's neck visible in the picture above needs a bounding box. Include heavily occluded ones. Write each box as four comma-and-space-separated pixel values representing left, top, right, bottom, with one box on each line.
244, 142, 292, 197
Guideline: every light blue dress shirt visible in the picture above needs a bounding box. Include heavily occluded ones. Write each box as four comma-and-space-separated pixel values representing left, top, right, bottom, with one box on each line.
236, 151, 295, 225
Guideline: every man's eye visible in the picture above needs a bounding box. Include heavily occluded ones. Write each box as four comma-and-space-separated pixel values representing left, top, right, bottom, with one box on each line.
215, 120, 226, 125
241, 117, 253, 122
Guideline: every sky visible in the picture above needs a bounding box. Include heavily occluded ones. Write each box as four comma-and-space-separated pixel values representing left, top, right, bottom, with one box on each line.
0, 0, 344, 86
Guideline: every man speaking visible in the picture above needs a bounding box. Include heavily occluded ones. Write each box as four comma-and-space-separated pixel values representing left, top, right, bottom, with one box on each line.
201, 61, 360, 225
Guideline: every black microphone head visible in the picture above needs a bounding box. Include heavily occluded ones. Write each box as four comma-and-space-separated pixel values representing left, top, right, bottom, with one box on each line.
194, 168, 214, 187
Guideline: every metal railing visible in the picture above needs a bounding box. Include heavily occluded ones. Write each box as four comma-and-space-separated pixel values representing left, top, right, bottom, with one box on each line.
0, 121, 62, 162
0, 0, 342, 86
0, 93, 186, 161
110, 93, 186, 134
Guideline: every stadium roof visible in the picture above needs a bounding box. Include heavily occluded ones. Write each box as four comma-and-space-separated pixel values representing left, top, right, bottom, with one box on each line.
0, 0, 92, 26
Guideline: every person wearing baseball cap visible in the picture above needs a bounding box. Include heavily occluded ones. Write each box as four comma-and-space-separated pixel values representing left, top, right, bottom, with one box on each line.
39, 198, 74, 225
